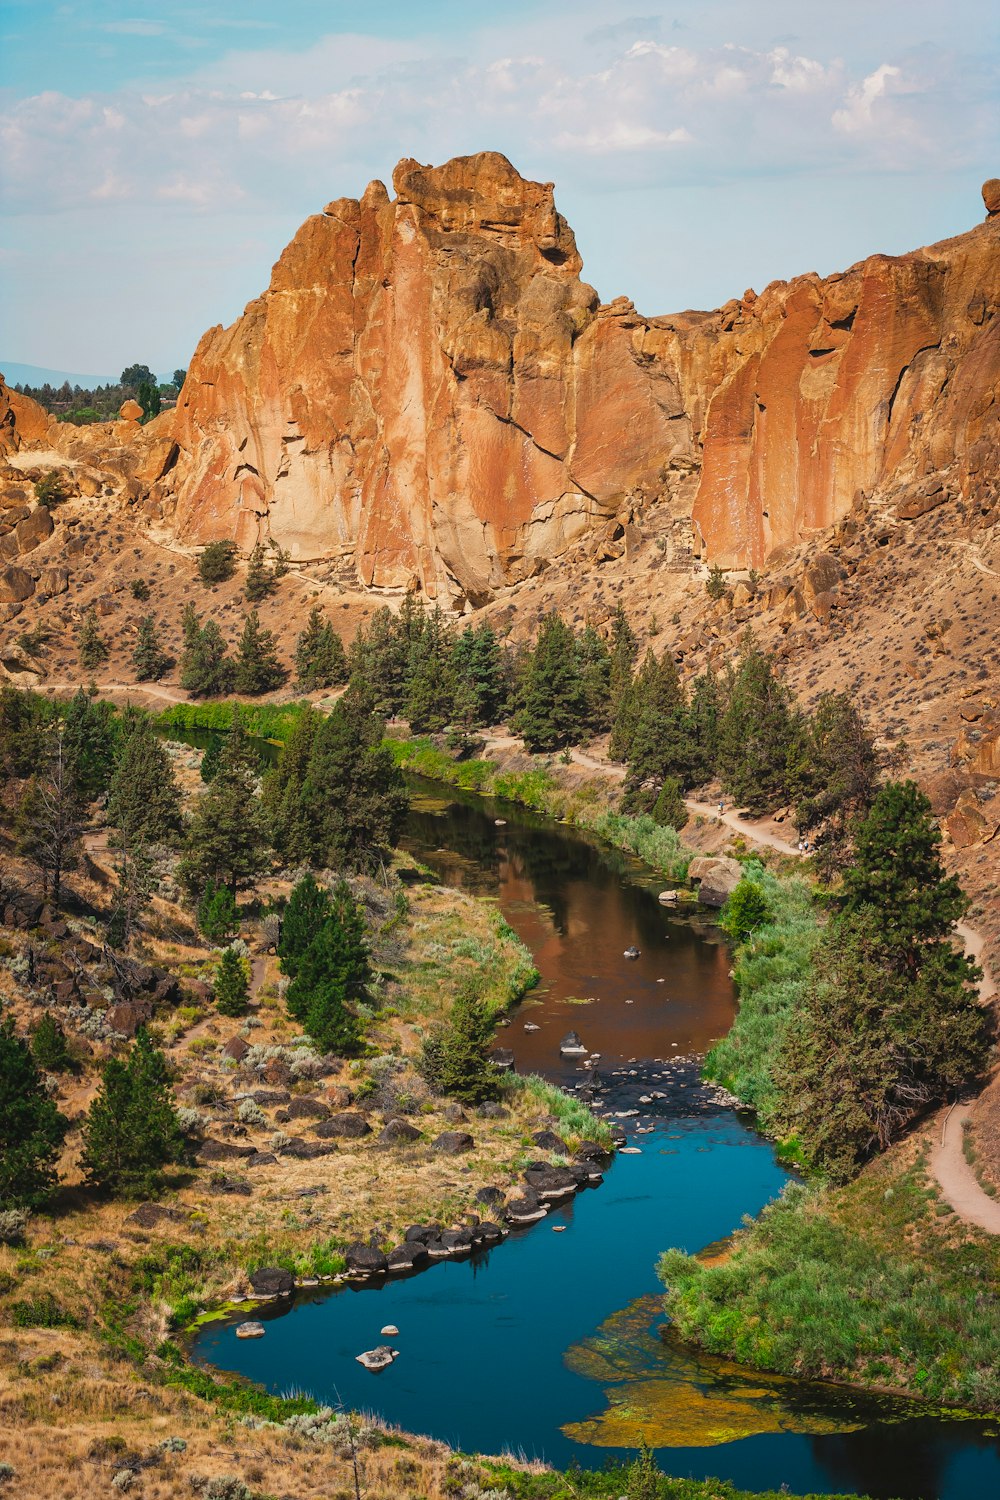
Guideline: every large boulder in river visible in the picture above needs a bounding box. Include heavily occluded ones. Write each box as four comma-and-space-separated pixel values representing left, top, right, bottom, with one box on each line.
387, 1242, 429, 1273
523, 1164, 579, 1201
505, 1185, 547, 1224
687, 855, 743, 907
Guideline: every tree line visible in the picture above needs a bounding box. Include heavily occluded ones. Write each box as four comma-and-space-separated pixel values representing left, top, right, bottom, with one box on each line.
12, 363, 186, 426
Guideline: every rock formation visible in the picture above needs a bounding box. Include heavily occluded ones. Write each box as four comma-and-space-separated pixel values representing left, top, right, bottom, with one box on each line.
2, 156, 998, 599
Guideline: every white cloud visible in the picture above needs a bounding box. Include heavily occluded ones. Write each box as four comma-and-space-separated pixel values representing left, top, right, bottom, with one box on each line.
832, 63, 902, 133
556, 121, 692, 153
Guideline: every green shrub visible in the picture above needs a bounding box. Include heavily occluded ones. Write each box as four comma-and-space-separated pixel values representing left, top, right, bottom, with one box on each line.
11, 1293, 82, 1329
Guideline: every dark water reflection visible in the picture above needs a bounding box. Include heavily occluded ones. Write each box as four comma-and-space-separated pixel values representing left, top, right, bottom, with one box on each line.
189, 770, 1000, 1499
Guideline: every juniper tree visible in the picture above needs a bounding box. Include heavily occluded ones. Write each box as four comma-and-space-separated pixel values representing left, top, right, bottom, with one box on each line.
576, 623, 612, 734
0, 1016, 68, 1208
791, 691, 881, 871
297, 695, 408, 871
15, 722, 85, 907
420, 981, 501, 1105
294, 606, 348, 690
197, 540, 238, 586
451, 622, 504, 726
716, 638, 798, 814
179, 709, 270, 897
262, 706, 324, 862
107, 717, 182, 847
684, 668, 724, 786
180, 614, 233, 698
610, 647, 658, 762
196, 881, 238, 942
622, 649, 690, 812
79, 1028, 186, 1197
132, 614, 171, 682
516, 613, 587, 752
77, 610, 109, 672
244, 543, 274, 603
214, 946, 250, 1017
405, 607, 455, 732
608, 604, 638, 718
234, 609, 286, 695
62, 688, 117, 802
285, 882, 369, 1054
651, 775, 688, 831
30, 1013, 74, 1074
277, 873, 332, 978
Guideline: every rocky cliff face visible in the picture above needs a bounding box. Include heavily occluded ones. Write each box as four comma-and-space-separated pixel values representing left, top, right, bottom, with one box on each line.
158, 153, 690, 604
3, 158, 998, 599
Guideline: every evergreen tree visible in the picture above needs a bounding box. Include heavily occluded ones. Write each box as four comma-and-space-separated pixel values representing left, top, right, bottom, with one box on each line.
107, 837, 155, 949
348, 605, 408, 716
234, 609, 286, 695
0, 683, 48, 782
621, 650, 691, 812
684, 668, 724, 786
107, 716, 182, 847
79, 1029, 187, 1197
277, 873, 332, 978
651, 775, 688, 830
608, 604, 638, 719
31, 1013, 74, 1073
466, 623, 505, 725
716, 639, 798, 814
78, 610, 109, 672
791, 692, 881, 871
843, 781, 967, 973
720, 879, 772, 945
197, 540, 238, 585
180, 615, 233, 698
179, 710, 270, 896
295, 606, 348, 690
420, 981, 501, 1105
62, 688, 117, 802
0, 1016, 68, 1208
197, 881, 239, 942
576, 623, 612, 733
516, 613, 587, 752
297, 696, 408, 871
774, 908, 988, 1180
16, 722, 86, 907
405, 606, 455, 732
262, 706, 324, 862
132, 615, 171, 682
609, 648, 658, 762
244, 543, 274, 603
214, 946, 249, 1017
285, 882, 369, 1054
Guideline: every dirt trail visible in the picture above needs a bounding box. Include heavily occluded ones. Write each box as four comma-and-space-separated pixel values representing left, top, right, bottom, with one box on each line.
682, 798, 801, 856
39, 680, 186, 704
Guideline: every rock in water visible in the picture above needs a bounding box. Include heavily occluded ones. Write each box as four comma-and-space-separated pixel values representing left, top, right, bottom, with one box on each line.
560, 1031, 587, 1056
235, 1321, 265, 1339
381, 1325, 399, 1337
356, 1346, 398, 1372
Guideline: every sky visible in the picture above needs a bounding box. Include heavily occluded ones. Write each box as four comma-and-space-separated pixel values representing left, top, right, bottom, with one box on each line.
1, 0, 997, 378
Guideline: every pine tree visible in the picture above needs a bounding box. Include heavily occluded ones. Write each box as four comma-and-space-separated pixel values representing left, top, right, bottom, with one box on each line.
716, 638, 797, 814
610, 648, 657, 762
30, 1013, 74, 1074
285, 882, 369, 1054
516, 613, 587, 752
180, 615, 234, 698
16, 723, 86, 907
0, 683, 48, 782
78, 610, 109, 671
107, 837, 155, 950
79, 1029, 186, 1197
420, 981, 501, 1105
244, 543, 274, 603
234, 609, 286, 695
405, 607, 455, 732
622, 650, 691, 812
0, 1016, 68, 1208
262, 706, 324, 862
132, 615, 171, 682
214, 947, 250, 1017
791, 691, 881, 870
576, 623, 612, 733
720, 879, 772, 944
277, 873, 332, 978
467, 623, 505, 725
179, 710, 270, 896
107, 717, 182, 847
651, 776, 688, 830
62, 688, 117, 802
298, 697, 408, 871
684, 668, 724, 786
197, 540, 238, 585
843, 781, 968, 973
348, 606, 408, 716
608, 604, 638, 719
295, 606, 348, 690
197, 881, 238, 942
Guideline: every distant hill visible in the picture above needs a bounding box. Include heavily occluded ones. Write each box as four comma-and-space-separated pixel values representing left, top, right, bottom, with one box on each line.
1, 360, 118, 389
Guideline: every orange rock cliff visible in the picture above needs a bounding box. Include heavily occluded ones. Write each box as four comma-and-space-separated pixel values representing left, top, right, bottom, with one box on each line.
4, 153, 999, 602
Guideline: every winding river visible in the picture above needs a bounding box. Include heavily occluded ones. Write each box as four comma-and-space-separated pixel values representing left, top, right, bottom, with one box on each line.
192, 774, 1000, 1499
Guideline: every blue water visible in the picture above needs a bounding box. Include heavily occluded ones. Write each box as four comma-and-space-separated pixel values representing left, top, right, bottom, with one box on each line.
191, 777, 1000, 1499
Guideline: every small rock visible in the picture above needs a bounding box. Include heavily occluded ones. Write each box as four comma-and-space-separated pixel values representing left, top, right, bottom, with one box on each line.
432, 1130, 474, 1154
356, 1345, 397, 1372
381, 1324, 399, 1337
235, 1321, 266, 1339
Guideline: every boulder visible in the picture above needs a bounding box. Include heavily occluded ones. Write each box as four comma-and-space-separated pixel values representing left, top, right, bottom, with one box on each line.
249, 1267, 294, 1298
387, 1243, 429, 1273
475, 1186, 505, 1209
245, 1152, 277, 1167
279, 1137, 338, 1160
208, 1174, 252, 1197
984, 178, 1000, 217
313, 1112, 371, 1139
523, 1165, 579, 1201
356, 1345, 397, 1371
687, 855, 743, 908
378, 1117, 422, 1145
559, 1031, 587, 1056
285, 1096, 331, 1121
345, 1244, 388, 1276
14, 506, 53, 555
432, 1130, 474, 1154
119, 399, 143, 422
223, 1036, 250, 1062
404, 1224, 438, 1244
0, 566, 34, 603
504, 1185, 547, 1224
235, 1321, 266, 1339
124, 1202, 188, 1230
478, 1221, 505, 1243
575, 1139, 613, 1165
489, 1047, 515, 1071
250, 1089, 291, 1106
198, 1138, 259, 1162
532, 1129, 569, 1154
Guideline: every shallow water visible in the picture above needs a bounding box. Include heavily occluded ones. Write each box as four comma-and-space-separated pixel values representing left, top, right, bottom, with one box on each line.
191, 775, 1000, 1498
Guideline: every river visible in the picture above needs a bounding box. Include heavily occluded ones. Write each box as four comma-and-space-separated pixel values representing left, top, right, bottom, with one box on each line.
190, 771, 1000, 1499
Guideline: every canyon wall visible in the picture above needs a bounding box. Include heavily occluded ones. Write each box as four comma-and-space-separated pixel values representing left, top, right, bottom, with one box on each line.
4, 157, 998, 596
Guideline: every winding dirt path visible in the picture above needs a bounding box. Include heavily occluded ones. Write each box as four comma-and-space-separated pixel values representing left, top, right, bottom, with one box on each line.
39, 679, 187, 704
682, 797, 801, 856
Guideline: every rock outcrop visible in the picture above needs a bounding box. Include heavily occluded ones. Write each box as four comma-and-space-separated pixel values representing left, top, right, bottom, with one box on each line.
2, 160, 997, 594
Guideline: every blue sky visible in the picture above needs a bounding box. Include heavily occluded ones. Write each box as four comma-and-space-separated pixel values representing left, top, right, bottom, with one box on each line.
2, 1, 997, 376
